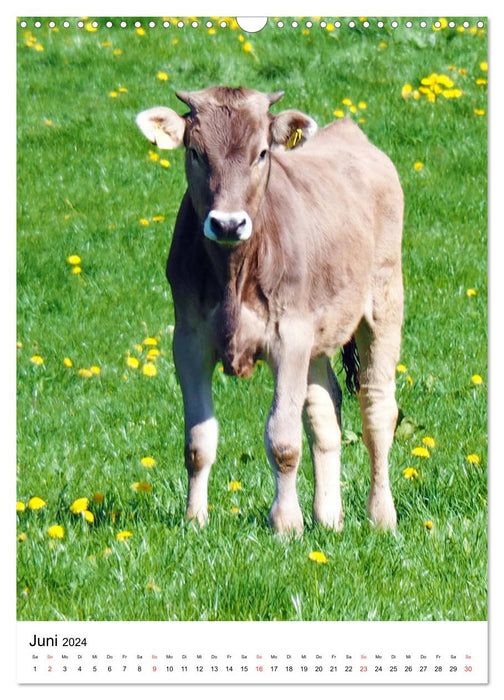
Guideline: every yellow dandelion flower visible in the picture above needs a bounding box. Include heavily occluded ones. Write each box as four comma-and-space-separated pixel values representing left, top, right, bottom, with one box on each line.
84, 22, 98, 32
90, 366, 101, 375
157, 71, 169, 81
126, 357, 140, 369
152, 215, 165, 222
109, 91, 119, 98
471, 374, 483, 385
103, 547, 113, 557
208, 28, 216, 35
342, 98, 352, 106
133, 344, 143, 353
30, 355, 44, 365
480, 61, 488, 72
474, 109, 485, 116
78, 368, 93, 378
63, 357, 73, 368
113, 49, 123, 56
228, 480, 242, 492
414, 161, 424, 172
34, 43, 44, 52
93, 492, 104, 504
358, 101, 367, 110
141, 456, 156, 468
148, 150, 159, 162
411, 446, 430, 458
139, 218, 150, 226
333, 109, 345, 118
230, 506, 240, 514
476, 78, 487, 86
136, 27, 146, 36
16, 501, 26, 512
131, 482, 153, 493
142, 363, 157, 377
159, 159, 171, 168
83, 510, 94, 523
146, 582, 161, 592
18, 533, 27, 542
442, 89, 463, 99
72, 265, 82, 274
403, 467, 419, 479
116, 530, 133, 541
422, 436, 436, 448
143, 337, 158, 346
28, 496, 46, 510
70, 497, 89, 514
47, 524, 65, 539
424, 520, 434, 530
396, 364, 407, 373
466, 288, 477, 297
242, 41, 253, 53
118, 87, 128, 93
308, 551, 328, 564
146, 349, 160, 360
466, 453, 481, 466
401, 84, 413, 98
407, 376, 414, 386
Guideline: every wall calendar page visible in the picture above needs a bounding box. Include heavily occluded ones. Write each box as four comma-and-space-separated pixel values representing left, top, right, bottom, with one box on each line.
14, 5, 492, 694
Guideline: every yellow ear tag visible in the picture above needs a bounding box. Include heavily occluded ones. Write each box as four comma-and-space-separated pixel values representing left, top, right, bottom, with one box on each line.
285, 127, 303, 150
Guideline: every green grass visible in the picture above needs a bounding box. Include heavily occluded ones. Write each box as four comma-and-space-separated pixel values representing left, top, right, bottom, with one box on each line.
16, 17, 487, 621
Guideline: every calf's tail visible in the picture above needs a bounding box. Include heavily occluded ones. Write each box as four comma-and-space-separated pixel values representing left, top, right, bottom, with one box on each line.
342, 337, 360, 394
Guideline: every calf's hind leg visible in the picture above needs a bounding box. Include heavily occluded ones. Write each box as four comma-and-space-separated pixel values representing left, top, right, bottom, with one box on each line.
355, 312, 402, 530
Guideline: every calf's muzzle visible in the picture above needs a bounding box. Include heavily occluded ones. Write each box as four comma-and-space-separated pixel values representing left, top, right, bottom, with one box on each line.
204, 210, 253, 245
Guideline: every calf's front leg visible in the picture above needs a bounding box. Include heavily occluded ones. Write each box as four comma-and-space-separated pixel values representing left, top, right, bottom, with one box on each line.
173, 323, 218, 527
265, 324, 312, 535
303, 356, 344, 530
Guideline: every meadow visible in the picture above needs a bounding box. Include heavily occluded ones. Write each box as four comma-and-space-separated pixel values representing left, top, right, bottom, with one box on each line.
16, 16, 487, 621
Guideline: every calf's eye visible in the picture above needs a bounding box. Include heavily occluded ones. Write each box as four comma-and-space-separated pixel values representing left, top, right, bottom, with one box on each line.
258, 149, 268, 163
188, 148, 200, 163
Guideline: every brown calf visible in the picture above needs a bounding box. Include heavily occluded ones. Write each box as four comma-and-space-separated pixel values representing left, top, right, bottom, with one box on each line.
136, 86, 403, 534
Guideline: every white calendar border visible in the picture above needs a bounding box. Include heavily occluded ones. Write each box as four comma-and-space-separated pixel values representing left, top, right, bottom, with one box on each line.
6, 0, 502, 697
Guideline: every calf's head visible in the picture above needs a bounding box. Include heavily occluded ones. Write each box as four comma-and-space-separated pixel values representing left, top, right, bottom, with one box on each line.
136, 86, 317, 245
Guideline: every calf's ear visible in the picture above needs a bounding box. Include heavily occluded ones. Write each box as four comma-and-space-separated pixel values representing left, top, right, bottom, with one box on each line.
270, 110, 317, 150
135, 107, 186, 149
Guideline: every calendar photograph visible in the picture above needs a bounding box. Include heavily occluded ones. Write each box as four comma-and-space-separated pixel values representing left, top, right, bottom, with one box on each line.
15, 13, 488, 684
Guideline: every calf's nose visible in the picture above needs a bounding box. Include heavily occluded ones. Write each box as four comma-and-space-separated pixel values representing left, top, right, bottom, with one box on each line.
204, 210, 252, 244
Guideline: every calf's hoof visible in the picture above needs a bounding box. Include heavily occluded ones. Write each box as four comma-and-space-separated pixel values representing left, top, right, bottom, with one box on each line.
367, 491, 397, 530
313, 507, 344, 532
269, 502, 304, 536
185, 507, 209, 528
